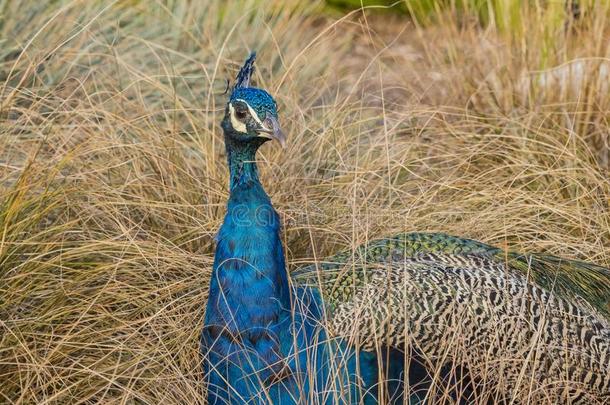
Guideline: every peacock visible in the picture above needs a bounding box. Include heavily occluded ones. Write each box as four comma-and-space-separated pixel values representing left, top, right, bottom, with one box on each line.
200, 53, 610, 405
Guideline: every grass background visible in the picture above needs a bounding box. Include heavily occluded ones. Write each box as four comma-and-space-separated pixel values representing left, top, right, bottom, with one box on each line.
1, 0, 609, 403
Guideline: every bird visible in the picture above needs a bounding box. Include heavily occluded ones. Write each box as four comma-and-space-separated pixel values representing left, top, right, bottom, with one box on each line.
200, 52, 405, 405
200, 53, 610, 404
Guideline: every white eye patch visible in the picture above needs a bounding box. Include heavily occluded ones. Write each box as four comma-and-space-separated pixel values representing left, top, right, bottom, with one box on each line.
228, 103, 247, 134
234, 98, 265, 127
229, 99, 271, 135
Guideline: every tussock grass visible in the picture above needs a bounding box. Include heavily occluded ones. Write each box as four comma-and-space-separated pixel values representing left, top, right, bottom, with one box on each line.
0, 0, 609, 403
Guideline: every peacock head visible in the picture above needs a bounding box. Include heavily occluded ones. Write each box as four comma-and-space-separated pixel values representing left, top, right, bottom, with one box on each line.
222, 53, 286, 148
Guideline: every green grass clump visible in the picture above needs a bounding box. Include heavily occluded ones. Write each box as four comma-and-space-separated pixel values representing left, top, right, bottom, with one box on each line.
0, 0, 609, 403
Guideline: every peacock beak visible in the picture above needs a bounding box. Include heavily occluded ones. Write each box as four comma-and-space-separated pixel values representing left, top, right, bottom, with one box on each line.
257, 116, 286, 148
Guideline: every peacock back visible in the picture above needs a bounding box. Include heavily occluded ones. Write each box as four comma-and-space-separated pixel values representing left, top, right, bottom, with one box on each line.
292, 232, 610, 404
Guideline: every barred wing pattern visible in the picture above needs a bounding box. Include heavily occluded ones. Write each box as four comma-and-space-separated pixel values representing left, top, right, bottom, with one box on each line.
293, 234, 610, 404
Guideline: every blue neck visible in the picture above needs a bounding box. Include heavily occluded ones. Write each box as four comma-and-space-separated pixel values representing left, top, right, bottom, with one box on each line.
226, 136, 263, 191
208, 134, 290, 333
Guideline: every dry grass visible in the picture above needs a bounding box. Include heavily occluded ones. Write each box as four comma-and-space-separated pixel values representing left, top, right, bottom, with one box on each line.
0, 0, 609, 403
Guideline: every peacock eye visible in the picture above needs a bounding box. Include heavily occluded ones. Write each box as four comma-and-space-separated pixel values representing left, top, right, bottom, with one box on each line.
235, 107, 248, 120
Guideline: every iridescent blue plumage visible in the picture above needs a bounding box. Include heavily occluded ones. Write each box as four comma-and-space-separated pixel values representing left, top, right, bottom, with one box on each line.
230, 87, 277, 112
